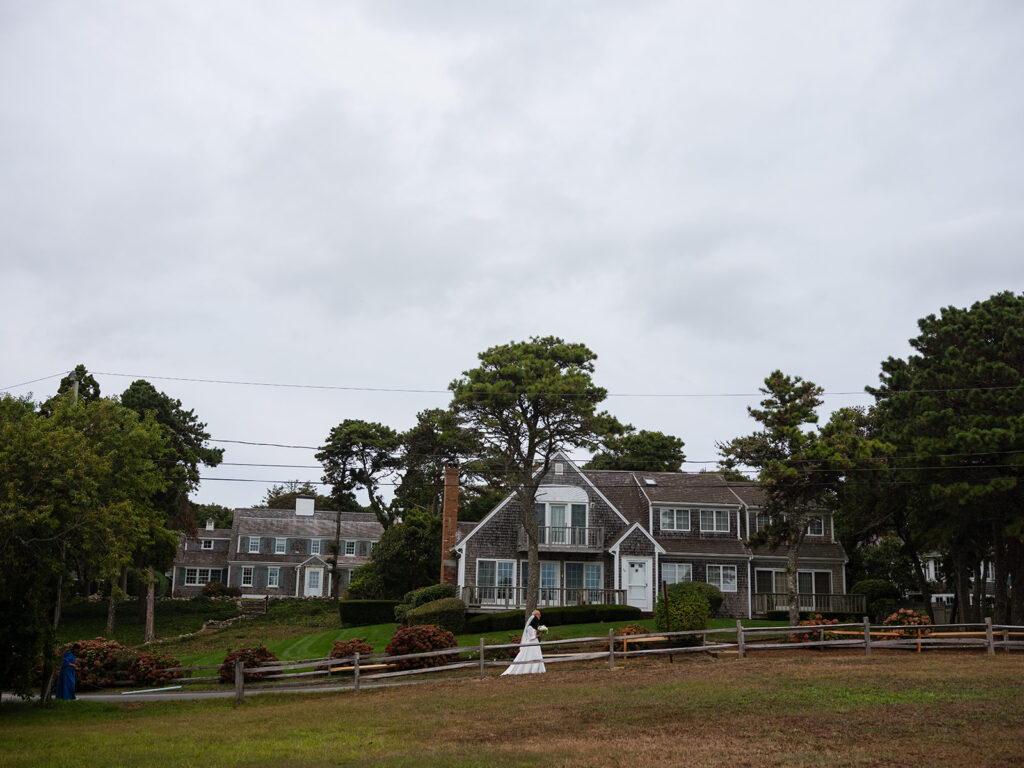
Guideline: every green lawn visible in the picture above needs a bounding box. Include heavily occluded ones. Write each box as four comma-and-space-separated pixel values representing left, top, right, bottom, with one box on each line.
3, 654, 1021, 767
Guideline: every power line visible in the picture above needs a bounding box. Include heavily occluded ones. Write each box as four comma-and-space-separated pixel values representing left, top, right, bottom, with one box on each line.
0, 371, 67, 391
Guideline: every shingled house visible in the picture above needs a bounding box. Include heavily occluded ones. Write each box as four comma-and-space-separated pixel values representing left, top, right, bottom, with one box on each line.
172, 496, 382, 598
453, 452, 861, 618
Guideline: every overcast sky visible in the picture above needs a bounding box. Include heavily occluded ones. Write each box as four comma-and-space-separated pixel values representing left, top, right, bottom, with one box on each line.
2, 1, 1022, 509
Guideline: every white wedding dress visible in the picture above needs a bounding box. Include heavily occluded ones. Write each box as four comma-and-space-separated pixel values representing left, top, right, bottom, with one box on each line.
502, 618, 546, 675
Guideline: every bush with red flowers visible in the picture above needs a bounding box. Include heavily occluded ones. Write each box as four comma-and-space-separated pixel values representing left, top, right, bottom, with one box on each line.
329, 638, 375, 660
789, 614, 841, 644
218, 646, 279, 683
66, 638, 180, 689
384, 624, 459, 670
882, 608, 932, 637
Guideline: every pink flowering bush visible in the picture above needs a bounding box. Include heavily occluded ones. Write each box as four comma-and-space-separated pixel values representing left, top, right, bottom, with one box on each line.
882, 608, 932, 637
789, 614, 840, 644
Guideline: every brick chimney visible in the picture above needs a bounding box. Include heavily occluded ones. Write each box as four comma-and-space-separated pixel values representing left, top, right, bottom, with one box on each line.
440, 465, 459, 585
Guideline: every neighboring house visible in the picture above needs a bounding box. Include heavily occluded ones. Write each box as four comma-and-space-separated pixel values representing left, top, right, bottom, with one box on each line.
173, 496, 383, 599
453, 452, 859, 618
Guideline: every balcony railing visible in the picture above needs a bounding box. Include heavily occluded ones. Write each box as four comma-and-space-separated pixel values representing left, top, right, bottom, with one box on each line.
460, 585, 626, 610
516, 526, 604, 552
753, 592, 866, 615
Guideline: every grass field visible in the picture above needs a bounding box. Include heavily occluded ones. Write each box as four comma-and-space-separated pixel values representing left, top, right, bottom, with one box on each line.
3, 652, 1021, 767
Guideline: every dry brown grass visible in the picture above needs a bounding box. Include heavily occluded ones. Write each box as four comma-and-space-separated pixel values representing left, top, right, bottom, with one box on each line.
4, 650, 1022, 767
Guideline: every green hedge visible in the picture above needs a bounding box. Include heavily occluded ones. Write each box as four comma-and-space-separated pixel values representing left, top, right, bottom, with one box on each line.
465, 604, 641, 633
339, 600, 400, 627
405, 597, 466, 634
395, 584, 456, 624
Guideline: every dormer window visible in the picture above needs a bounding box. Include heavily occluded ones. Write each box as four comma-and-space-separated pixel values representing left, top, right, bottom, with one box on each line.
806, 517, 824, 536
554, 462, 564, 474
201, 539, 214, 550
644, 478, 657, 486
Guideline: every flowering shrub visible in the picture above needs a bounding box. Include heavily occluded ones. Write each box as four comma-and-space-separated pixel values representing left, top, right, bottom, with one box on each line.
218, 646, 279, 683
329, 638, 375, 660
789, 614, 840, 644
384, 624, 458, 670
882, 608, 932, 637
616, 624, 649, 637
67, 638, 180, 689
202, 582, 241, 598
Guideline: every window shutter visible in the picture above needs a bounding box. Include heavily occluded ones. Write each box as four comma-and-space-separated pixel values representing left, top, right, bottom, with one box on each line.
177, 567, 186, 586
256, 567, 265, 588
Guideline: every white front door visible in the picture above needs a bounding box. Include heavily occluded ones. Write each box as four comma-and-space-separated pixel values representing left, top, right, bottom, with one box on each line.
622, 558, 652, 611
304, 567, 323, 597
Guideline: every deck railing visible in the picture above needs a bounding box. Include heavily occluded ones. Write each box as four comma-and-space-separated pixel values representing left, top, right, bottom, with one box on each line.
460, 585, 626, 610
754, 592, 866, 615
516, 526, 605, 552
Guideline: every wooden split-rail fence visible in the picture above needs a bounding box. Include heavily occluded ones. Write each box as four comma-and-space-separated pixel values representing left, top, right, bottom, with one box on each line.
157, 617, 1024, 704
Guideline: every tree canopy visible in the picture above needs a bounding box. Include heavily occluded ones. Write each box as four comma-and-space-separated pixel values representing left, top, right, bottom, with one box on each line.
449, 336, 624, 611
586, 429, 686, 472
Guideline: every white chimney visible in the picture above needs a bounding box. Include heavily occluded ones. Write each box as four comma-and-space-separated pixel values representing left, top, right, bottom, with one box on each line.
205, 518, 215, 531
295, 495, 315, 516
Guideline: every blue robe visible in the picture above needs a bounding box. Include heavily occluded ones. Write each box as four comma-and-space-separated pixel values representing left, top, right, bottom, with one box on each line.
56, 651, 76, 700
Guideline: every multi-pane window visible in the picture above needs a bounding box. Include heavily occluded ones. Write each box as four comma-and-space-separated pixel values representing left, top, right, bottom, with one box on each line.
248, 537, 261, 553
310, 539, 321, 555
478, 559, 515, 602
241, 566, 254, 587
201, 539, 214, 550
565, 562, 602, 603
662, 563, 692, 584
753, 513, 770, 533
700, 509, 730, 533
275, 538, 287, 554
706, 564, 737, 592
184, 568, 215, 586
660, 508, 690, 531
344, 540, 356, 556
535, 502, 587, 544
267, 567, 280, 588
806, 517, 824, 536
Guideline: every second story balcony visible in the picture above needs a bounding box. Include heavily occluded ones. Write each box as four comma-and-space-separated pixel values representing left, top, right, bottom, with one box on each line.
517, 525, 604, 553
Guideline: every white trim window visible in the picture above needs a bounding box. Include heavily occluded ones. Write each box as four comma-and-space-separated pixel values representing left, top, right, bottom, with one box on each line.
706, 564, 738, 592
477, 559, 515, 604
565, 562, 603, 604
310, 539, 322, 555
535, 502, 588, 545
241, 566, 254, 587
201, 539, 214, 550
806, 517, 824, 536
248, 537, 261, 554
274, 537, 287, 554
753, 513, 770, 533
184, 568, 215, 586
662, 562, 693, 584
344, 540, 356, 556
267, 566, 280, 588
659, 507, 690, 531
700, 509, 730, 533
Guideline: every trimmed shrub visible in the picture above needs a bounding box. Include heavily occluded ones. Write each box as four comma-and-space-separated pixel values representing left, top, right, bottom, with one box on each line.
653, 590, 709, 644
405, 597, 466, 634
665, 582, 724, 615
394, 583, 457, 624
68, 638, 181, 689
329, 638, 375, 660
851, 579, 900, 603
385, 625, 459, 670
339, 600, 400, 627
465, 604, 642, 633
202, 582, 242, 598
870, 598, 897, 623
218, 646, 279, 683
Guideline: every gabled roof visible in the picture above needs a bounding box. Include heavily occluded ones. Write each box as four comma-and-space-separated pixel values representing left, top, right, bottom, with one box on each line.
580, 469, 749, 525
232, 508, 383, 539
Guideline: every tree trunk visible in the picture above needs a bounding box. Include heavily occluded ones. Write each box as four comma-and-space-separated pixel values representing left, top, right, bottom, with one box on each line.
908, 549, 934, 622
144, 565, 156, 643
991, 528, 1010, 624
786, 548, 800, 626
971, 560, 985, 621
517, 487, 541, 614
1009, 538, 1024, 624
105, 580, 118, 636
955, 553, 972, 627
331, 510, 341, 602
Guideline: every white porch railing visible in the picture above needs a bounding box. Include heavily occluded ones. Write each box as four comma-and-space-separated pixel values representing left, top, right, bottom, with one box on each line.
753, 592, 866, 615
460, 585, 626, 610
516, 526, 604, 552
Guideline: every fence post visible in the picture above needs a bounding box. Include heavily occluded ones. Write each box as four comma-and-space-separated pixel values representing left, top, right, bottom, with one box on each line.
609, 628, 615, 670
736, 620, 745, 660
479, 638, 485, 679
233, 659, 244, 706
1004, 628, 1010, 655
863, 616, 872, 657
353, 652, 360, 692
986, 617, 995, 656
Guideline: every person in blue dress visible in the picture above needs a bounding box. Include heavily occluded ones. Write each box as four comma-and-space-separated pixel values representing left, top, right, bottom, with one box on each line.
56, 645, 78, 700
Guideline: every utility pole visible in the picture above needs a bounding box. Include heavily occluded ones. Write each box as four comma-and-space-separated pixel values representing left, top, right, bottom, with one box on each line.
69, 369, 79, 405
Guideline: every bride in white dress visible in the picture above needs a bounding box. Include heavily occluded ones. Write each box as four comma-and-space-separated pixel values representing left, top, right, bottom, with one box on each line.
502, 609, 546, 675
